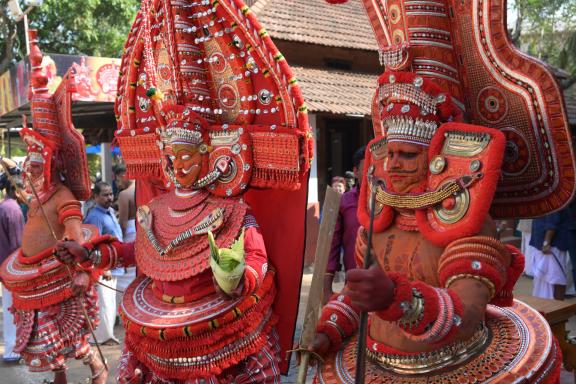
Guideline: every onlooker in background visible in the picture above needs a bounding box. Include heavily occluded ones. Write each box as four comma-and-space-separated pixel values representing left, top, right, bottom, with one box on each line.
517, 219, 534, 277
83, 182, 123, 345
344, 171, 355, 191
115, 164, 136, 242
531, 206, 574, 300
0, 158, 24, 362
115, 165, 137, 295
331, 176, 346, 195
324, 146, 365, 303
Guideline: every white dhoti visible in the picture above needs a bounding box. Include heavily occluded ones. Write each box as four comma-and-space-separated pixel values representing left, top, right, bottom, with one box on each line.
521, 234, 534, 277
532, 247, 568, 299
124, 219, 136, 243
1, 284, 18, 360
92, 275, 119, 344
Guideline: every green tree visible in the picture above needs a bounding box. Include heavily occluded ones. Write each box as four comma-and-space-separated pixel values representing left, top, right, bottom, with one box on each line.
1, 0, 139, 73
509, 0, 576, 88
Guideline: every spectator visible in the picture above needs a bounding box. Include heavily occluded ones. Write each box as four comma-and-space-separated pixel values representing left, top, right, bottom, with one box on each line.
344, 171, 355, 191
517, 219, 534, 277
331, 176, 346, 194
83, 181, 123, 345
323, 146, 365, 302
0, 159, 24, 362
531, 207, 574, 300
116, 166, 137, 295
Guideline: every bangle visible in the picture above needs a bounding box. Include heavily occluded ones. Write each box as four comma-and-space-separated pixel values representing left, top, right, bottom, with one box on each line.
89, 249, 102, 268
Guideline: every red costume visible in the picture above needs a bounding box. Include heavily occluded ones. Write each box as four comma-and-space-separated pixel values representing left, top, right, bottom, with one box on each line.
72, 0, 313, 382
314, 0, 575, 382
0, 31, 104, 377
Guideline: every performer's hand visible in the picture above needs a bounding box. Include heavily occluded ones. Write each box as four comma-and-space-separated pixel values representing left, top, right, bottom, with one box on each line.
72, 271, 90, 296
54, 240, 89, 265
346, 264, 395, 312
308, 332, 331, 359
137, 206, 153, 232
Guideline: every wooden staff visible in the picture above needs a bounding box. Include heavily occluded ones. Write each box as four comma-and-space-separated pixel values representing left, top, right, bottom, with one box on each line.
355, 177, 377, 384
296, 186, 342, 384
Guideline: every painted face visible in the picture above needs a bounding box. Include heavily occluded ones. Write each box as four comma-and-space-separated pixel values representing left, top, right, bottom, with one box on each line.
382, 141, 428, 194
170, 144, 202, 188
28, 161, 44, 181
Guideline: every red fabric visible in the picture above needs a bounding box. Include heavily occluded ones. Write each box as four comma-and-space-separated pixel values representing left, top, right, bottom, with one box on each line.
492, 244, 525, 307
243, 225, 268, 287
133, 171, 307, 375
416, 123, 506, 247
244, 180, 307, 374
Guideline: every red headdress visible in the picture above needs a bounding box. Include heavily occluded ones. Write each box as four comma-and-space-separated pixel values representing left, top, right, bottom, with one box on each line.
327, 0, 575, 219
114, 0, 313, 373
20, 30, 91, 200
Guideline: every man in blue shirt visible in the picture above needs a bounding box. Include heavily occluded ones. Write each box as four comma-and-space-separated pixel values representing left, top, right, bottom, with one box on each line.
530, 206, 575, 300
84, 181, 123, 345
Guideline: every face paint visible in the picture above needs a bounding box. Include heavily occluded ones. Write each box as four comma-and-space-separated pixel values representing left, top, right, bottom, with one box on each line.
383, 141, 428, 194
171, 144, 202, 188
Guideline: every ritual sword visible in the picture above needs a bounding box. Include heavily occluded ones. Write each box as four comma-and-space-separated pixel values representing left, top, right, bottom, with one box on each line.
295, 186, 342, 384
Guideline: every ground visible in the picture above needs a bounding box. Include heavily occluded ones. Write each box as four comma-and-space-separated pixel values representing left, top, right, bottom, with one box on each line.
1, 271, 575, 383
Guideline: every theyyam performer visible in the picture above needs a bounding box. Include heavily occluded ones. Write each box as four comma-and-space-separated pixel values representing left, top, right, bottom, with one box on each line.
0, 31, 109, 384
55, 0, 313, 382
310, 0, 575, 382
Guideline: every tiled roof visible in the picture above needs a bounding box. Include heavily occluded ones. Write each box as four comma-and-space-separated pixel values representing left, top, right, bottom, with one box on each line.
293, 66, 576, 125
251, 0, 378, 51
293, 66, 377, 115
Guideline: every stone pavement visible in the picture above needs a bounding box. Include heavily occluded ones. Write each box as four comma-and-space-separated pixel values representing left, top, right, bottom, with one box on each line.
1, 271, 575, 383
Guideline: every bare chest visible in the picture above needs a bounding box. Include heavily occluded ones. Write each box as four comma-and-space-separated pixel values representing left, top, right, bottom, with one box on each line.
372, 227, 444, 285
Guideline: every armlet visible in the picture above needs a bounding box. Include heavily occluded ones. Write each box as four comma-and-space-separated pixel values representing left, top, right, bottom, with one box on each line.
438, 236, 519, 306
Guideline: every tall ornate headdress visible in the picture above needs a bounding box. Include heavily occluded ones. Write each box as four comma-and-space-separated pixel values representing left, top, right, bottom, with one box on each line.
20, 30, 91, 200
114, 0, 313, 195
327, 0, 575, 218
376, 71, 461, 146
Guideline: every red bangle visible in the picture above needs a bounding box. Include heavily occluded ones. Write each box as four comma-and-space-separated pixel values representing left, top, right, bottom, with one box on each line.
320, 294, 360, 337
375, 273, 413, 321
316, 322, 344, 352
439, 259, 504, 293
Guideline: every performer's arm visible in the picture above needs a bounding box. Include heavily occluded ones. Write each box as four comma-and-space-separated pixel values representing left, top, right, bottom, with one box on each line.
55, 189, 84, 242
118, 189, 130, 237
242, 213, 267, 295
374, 217, 513, 344
314, 218, 518, 352
54, 237, 136, 271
